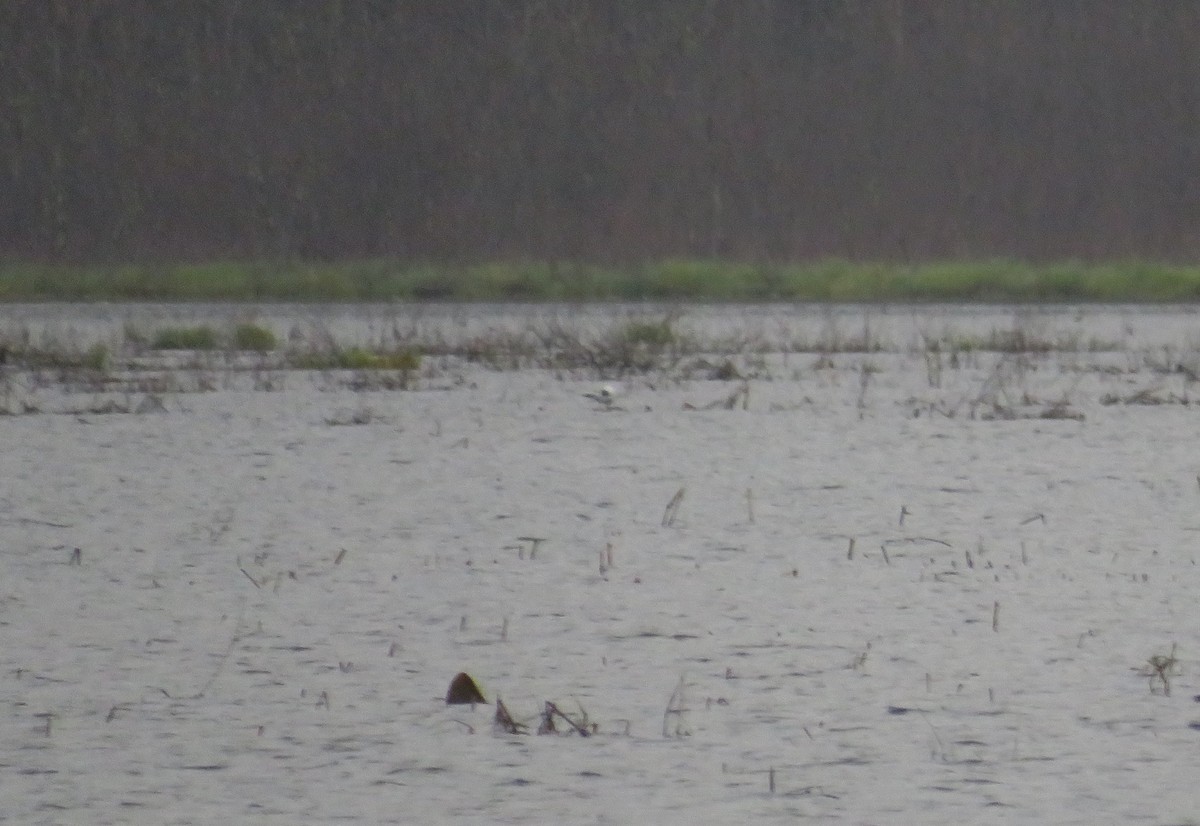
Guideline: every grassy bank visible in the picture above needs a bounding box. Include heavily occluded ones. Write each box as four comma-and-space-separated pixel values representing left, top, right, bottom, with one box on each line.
2, 259, 1200, 302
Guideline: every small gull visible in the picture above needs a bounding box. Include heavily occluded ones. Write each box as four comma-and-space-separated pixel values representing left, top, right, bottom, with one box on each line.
583, 383, 623, 409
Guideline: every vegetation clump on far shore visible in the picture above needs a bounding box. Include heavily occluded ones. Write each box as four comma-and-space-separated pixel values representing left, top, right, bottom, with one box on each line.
1, 260, 1199, 303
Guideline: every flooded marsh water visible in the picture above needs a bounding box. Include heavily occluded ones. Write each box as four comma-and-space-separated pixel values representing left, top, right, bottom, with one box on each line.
2, 304, 1200, 824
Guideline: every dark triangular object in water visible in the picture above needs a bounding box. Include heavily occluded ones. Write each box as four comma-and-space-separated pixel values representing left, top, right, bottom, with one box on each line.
445, 672, 487, 705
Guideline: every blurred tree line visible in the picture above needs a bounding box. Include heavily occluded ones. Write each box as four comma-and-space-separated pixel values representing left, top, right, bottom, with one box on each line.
3, 0, 1200, 263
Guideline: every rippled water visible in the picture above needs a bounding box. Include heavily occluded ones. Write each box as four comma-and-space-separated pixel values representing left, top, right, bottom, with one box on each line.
2, 304, 1199, 824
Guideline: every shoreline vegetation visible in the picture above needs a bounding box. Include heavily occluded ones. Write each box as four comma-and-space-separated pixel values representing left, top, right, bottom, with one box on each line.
0, 303, 1189, 418
2, 259, 1200, 303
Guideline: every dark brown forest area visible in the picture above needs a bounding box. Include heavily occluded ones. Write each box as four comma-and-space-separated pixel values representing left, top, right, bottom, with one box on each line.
3, 1, 1200, 264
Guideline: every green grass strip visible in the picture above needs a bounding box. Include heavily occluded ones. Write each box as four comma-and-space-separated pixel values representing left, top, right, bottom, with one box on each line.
2, 259, 1199, 302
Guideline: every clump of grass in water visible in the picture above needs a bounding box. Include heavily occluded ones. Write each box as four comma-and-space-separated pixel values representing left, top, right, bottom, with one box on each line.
551, 314, 685, 374
1139, 643, 1181, 695
325, 404, 376, 425
2, 338, 111, 373
617, 318, 676, 349
152, 325, 220, 350
334, 346, 378, 369
82, 343, 109, 372
291, 346, 419, 371
232, 322, 276, 352
122, 322, 148, 350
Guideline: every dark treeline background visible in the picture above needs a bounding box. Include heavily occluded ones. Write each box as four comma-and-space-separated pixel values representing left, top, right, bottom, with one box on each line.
4, 1, 1200, 264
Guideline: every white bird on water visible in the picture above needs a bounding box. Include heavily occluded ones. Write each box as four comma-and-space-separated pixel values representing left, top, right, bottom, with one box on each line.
583, 383, 623, 409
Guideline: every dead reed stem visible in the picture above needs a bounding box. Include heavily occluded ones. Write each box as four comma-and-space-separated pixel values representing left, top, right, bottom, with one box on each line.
918, 710, 948, 761
662, 487, 686, 527
663, 675, 691, 737
35, 712, 54, 736
517, 536, 545, 559
856, 363, 871, 417
1141, 643, 1180, 695
538, 701, 592, 736
157, 606, 244, 700
493, 696, 527, 734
